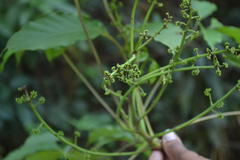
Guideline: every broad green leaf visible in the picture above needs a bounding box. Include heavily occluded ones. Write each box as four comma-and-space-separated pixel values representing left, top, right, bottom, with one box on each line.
201, 27, 223, 49
218, 26, 240, 44
147, 23, 182, 50
192, 0, 217, 20
201, 18, 223, 49
88, 126, 134, 144
0, 14, 106, 71
71, 113, 112, 131
3, 132, 60, 160
25, 151, 63, 160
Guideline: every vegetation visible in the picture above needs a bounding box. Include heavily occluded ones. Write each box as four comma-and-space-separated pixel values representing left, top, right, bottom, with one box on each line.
1, 0, 240, 159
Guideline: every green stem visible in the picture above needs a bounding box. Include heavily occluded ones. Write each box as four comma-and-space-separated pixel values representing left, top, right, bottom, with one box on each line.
130, 0, 139, 53
73, 0, 104, 72
127, 144, 148, 160
143, 79, 161, 109
143, 0, 157, 28
191, 111, 240, 124
138, 65, 214, 84
173, 11, 192, 61
136, 24, 165, 52
140, 84, 167, 120
153, 83, 239, 138
102, 0, 123, 34
29, 102, 137, 156
103, 32, 127, 60
63, 54, 121, 124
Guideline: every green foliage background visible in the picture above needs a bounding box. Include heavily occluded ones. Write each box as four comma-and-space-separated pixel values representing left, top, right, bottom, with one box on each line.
0, 0, 240, 159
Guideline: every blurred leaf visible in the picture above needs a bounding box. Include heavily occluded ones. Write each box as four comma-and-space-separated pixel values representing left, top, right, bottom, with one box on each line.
192, 0, 217, 20
148, 59, 159, 84
45, 47, 65, 61
25, 150, 63, 160
72, 113, 112, 131
0, 14, 106, 71
3, 132, 60, 160
224, 54, 240, 68
209, 18, 223, 29
88, 126, 134, 144
30, 0, 76, 14
147, 23, 182, 50
201, 26, 223, 49
218, 26, 240, 44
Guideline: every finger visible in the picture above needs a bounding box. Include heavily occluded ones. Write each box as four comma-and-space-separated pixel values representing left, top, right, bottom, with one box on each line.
162, 132, 208, 160
148, 150, 164, 160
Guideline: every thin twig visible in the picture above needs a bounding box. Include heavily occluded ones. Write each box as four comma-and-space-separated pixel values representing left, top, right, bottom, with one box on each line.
192, 111, 240, 125
154, 83, 239, 138
73, 0, 104, 73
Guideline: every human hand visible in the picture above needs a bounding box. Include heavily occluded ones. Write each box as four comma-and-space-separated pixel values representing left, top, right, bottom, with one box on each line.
149, 132, 208, 160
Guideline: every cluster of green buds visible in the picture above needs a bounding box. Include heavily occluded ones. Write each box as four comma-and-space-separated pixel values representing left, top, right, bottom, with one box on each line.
163, 12, 173, 26
16, 89, 45, 105
139, 29, 151, 40
206, 48, 228, 76
104, 55, 141, 86
180, 0, 196, 19
160, 70, 173, 85
204, 88, 224, 117
225, 42, 240, 55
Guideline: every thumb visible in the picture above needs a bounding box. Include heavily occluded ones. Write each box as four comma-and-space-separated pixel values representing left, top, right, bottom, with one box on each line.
148, 150, 163, 160
162, 132, 207, 160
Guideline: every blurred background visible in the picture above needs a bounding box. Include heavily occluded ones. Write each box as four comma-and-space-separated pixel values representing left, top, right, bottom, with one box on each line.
0, 0, 240, 159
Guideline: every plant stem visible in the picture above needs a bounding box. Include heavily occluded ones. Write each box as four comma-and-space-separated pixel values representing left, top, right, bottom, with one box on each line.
127, 144, 148, 160
63, 54, 122, 124
191, 111, 240, 125
136, 25, 165, 52
130, 0, 139, 53
102, 32, 127, 60
102, 0, 122, 33
143, 0, 157, 28
143, 79, 161, 109
28, 102, 137, 156
153, 83, 239, 138
138, 65, 215, 84
73, 0, 104, 72
140, 84, 167, 120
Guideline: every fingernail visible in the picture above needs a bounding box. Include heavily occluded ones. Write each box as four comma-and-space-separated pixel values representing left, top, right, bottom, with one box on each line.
163, 132, 178, 142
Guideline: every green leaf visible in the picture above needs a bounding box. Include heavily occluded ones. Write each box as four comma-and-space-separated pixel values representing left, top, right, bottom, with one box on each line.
192, 0, 217, 20
218, 26, 240, 44
147, 23, 182, 50
3, 132, 60, 160
224, 54, 240, 68
0, 14, 106, 71
209, 18, 223, 29
25, 151, 63, 160
201, 27, 223, 49
45, 47, 65, 61
88, 126, 134, 144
